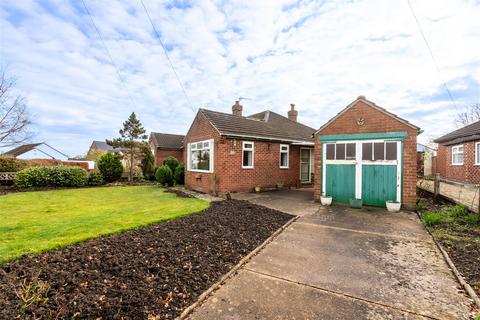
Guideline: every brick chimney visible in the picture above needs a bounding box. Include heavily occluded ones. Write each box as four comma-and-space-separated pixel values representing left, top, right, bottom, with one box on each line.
288, 103, 298, 122
232, 100, 243, 116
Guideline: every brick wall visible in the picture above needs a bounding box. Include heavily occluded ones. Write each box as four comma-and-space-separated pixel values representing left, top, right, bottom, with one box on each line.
435, 142, 480, 184
184, 111, 312, 193
314, 100, 418, 209
154, 149, 183, 166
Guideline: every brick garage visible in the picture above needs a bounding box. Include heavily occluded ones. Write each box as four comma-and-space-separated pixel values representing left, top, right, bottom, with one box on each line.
149, 133, 185, 166
314, 96, 419, 209
184, 103, 315, 194
154, 149, 183, 166
434, 121, 480, 184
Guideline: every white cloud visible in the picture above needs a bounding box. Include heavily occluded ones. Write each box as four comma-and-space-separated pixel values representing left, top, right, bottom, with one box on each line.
0, 0, 479, 156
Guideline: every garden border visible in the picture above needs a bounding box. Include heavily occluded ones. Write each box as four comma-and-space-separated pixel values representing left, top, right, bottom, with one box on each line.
419, 212, 480, 310
176, 214, 300, 320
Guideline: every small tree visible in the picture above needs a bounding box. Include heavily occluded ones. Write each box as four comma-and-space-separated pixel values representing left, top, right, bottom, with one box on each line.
155, 165, 173, 186
107, 112, 147, 182
174, 163, 185, 185
0, 71, 33, 148
97, 152, 123, 183
140, 144, 155, 180
163, 156, 179, 172
455, 103, 480, 127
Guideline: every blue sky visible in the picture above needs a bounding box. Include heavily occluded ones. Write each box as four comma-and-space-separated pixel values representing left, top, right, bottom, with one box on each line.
0, 0, 479, 156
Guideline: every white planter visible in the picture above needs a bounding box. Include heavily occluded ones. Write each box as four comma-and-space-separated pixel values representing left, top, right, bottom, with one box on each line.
386, 201, 401, 212
321, 196, 332, 206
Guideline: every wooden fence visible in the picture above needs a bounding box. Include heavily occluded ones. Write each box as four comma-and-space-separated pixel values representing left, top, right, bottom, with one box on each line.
417, 174, 480, 213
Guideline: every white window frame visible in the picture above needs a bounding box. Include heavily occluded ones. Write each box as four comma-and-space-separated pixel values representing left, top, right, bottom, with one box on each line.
187, 139, 214, 173
242, 141, 254, 169
476, 142, 480, 165
451, 145, 464, 166
279, 144, 289, 169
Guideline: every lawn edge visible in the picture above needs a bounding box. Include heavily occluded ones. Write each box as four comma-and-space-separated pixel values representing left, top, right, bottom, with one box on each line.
176, 214, 300, 320
418, 212, 480, 311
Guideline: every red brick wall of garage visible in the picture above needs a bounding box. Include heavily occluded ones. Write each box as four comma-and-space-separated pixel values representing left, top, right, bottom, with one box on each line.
154, 149, 183, 166
184, 112, 221, 193
314, 100, 418, 209
215, 139, 309, 192
435, 142, 480, 184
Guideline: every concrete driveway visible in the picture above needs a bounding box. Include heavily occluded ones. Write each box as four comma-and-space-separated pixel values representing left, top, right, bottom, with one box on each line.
188, 191, 475, 320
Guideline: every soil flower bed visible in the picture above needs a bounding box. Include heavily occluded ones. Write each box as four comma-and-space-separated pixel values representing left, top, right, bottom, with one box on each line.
0, 199, 293, 319
417, 193, 480, 295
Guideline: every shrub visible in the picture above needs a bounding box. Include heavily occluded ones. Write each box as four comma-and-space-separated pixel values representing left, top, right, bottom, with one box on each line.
422, 211, 453, 227
88, 172, 105, 186
163, 156, 179, 172
446, 204, 469, 218
464, 214, 480, 225
415, 201, 426, 212
174, 163, 185, 185
15, 166, 88, 188
97, 152, 123, 183
0, 156, 28, 172
140, 148, 155, 180
155, 165, 173, 186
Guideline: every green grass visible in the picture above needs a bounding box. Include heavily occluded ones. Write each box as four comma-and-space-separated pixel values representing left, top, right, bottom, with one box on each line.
0, 186, 209, 263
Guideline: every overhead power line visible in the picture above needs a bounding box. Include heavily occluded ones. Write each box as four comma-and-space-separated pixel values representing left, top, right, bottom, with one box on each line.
407, 0, 457, 109
139, 0, 195, 112
81, 0, 138, 109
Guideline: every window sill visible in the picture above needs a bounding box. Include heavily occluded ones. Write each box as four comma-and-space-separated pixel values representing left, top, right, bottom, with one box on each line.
188, 169, 213, 173
242, 167, 254, 169
451, 163, 464, 166
280, 167, 289, 169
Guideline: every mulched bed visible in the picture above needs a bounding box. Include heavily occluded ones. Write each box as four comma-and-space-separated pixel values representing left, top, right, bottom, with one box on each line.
0, 200, 292, 319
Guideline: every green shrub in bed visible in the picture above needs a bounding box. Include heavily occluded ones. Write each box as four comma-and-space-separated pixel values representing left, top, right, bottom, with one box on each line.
15, 166, 88, 188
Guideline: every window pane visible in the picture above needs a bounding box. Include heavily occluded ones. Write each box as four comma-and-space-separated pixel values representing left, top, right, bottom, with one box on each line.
280, 152, 288, 167
281, 145, 288, 151
385, 142, 397, 160
336, 143, 346, 160
326, 144, 335, 160
243, 150, 252, 167
244, 143, 253, 149
374, 142, 385, 160
346, 143, 356, 160
198, 150, 210, 170
196, 142, 202, 149
362, 143, 373, 160
203, 142, 209, 148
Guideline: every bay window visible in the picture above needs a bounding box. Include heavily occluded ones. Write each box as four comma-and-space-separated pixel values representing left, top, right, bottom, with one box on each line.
188, 139, 213, 172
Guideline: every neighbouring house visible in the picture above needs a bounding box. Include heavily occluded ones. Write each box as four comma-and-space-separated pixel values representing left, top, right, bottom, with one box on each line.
184, 101, 316, 194
417, 143, 437, 177
434, 120, 480, 184
1, 142, 94, 170
148, 132, 184, 165
87, 140, 127, 157
314, 96, 420, 209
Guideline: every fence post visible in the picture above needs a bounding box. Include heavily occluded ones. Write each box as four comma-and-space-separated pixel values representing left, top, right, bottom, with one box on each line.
434, 173, 440, 199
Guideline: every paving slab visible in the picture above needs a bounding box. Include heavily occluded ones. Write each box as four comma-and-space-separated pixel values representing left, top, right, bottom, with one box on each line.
190, 269, 427, 320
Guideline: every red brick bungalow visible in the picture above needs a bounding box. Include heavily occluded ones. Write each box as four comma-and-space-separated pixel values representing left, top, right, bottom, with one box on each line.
314, 96, 420, 209
184, 101, 316, 193
434, 120, 480, 184
149, 133, 184, 166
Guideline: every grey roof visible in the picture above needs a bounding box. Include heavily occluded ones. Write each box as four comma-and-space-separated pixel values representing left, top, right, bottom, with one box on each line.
2, 143, 43, 157
91, 141, 126, 152
150, 133, 185, 150
199, 109, 315, 143
434, 120, 480, 145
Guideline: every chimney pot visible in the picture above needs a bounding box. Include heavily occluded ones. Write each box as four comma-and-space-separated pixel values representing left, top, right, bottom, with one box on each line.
232, 100, 243, 116
288, 103, 298, 122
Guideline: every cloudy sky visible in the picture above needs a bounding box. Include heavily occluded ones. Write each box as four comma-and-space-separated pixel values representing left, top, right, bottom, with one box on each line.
0, 0, 479, 156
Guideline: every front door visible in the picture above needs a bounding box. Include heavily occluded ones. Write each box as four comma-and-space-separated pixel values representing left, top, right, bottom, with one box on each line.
300, 148, 312, 183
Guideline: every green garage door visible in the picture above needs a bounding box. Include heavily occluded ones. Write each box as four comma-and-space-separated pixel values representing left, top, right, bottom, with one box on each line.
325, 164, 356, 204
361, 165, 397, 206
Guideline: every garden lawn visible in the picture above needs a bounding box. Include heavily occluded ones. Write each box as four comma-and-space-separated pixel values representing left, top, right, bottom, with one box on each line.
0, 186, 209, 263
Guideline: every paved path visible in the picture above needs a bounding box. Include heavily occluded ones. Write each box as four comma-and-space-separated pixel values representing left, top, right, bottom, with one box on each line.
188, 191, 475, 320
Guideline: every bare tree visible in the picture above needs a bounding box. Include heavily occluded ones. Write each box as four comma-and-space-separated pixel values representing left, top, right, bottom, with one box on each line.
0, 71, 32, 148
455, 103, 480, 127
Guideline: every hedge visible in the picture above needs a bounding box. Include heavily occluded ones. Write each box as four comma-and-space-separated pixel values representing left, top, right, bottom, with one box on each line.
15, 166, 88, 188
0, 157, 29, 172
